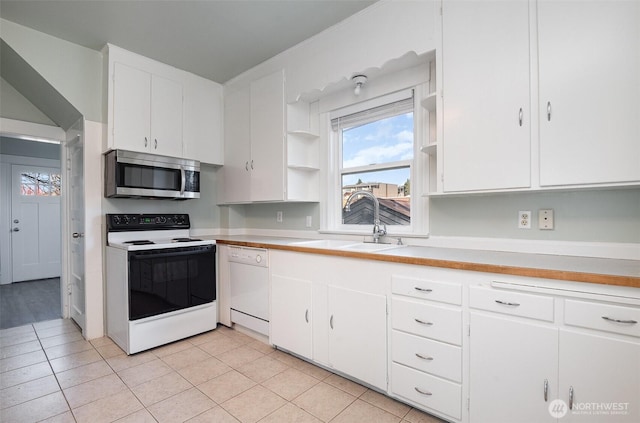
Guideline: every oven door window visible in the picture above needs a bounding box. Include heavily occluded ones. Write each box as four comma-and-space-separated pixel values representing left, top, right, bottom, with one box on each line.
128, 245, 216, 320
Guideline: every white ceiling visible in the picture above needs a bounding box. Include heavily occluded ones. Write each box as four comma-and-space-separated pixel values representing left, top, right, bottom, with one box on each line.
0, 0, 376, 84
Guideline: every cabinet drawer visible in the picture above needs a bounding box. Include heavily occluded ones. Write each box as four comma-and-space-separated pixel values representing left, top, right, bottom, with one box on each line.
392, 275, 462, 305
391, 363, 461, 420
392, 298, 462, 346
564, 300, 640, 338
469, 285, 554, 322
392, 330, 462, 382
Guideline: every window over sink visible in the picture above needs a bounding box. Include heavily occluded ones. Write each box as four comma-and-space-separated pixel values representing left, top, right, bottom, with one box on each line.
325, 87, 428, 236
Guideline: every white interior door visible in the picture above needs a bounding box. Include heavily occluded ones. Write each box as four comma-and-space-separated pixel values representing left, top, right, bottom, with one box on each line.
67, 133, 85, 331
10, 165, 61, 282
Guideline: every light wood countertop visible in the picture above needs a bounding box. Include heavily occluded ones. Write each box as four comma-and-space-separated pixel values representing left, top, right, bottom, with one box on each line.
210, 236, 640, 288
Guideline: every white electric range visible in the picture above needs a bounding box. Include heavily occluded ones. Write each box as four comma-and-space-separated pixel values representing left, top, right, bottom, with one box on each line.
105, 213, 217, 354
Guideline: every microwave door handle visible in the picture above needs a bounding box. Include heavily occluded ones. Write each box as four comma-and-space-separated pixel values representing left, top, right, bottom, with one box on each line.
180, 166, 186, 195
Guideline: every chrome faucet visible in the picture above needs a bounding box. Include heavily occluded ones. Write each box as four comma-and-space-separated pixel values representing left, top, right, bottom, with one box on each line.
344, 190, 387, 243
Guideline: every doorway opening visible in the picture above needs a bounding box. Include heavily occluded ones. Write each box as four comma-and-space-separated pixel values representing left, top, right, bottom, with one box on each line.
0, 135, 64, 329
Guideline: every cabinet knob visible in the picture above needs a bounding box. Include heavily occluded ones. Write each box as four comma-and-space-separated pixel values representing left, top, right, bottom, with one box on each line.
144, 137, 148, 147
251, 160, 254, 170
245, 161, 249, 171
154, 139, 158, 149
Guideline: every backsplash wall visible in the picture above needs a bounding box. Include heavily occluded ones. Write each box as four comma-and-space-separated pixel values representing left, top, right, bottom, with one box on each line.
236, 188, 639, 244
429, 188, 640, 243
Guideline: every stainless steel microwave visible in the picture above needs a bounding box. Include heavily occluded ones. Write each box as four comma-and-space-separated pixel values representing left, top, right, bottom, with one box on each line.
104, 149, 200, 199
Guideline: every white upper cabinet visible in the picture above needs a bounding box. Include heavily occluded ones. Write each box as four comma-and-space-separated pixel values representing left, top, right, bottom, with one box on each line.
441, 0, 531, 192
183, 73, 224, 165
538, 0, 640, 186
149, 74, 184, 158
221, 69, 289, 203
439, 0, 639, 193
112, 63, 151, 153
106, 44, 223, 164
112, 62, 183, 158
222, 85, 252, 203
250, 70, 286, 202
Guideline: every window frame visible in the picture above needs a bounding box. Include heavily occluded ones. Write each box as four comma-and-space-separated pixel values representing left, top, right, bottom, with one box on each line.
324, 85, 429, 236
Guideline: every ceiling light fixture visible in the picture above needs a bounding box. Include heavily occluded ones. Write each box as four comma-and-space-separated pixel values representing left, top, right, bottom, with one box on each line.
352, 74, 367, 96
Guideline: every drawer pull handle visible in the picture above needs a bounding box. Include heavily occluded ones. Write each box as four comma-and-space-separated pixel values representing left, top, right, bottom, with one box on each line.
330, 315, 334, 329
414, 318, 433, 326
495, 300, 520, 307
414, 287, 433, 293
602, 316, 638, 324
414, 387, 432, 396
415, 353, 434, 361
305, 309, 309, 323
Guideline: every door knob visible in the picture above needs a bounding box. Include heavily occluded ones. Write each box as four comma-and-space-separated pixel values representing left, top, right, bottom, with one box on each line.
11, 228, 19, 232
72, 232, 85, 238
13, 219, 19, 224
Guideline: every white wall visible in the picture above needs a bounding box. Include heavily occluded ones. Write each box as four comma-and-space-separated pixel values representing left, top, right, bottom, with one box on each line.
0, 18, 103, 123
224, 0, 437, 101
0, 77, 56, 125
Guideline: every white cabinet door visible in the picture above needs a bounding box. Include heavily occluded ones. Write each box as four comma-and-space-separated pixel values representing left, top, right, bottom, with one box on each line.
223, 86, 252, 203
250, 70, 285, 202
270, 274, 313, 359
113, 62, 151, 153
441, 0, 531, 192
113, 63, 183, 157
328, 285, 387, 390
150, 74, 183, 158
469, 312, 557, 423
182, 74, 223, 165
538, 0, 640, 186
558, 330, 640, 423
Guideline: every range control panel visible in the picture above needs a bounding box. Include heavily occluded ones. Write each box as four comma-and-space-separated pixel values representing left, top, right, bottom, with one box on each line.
106, 214, 190, 232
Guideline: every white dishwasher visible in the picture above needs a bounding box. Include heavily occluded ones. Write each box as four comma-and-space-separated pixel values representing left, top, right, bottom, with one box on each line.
228, 246, 269, 336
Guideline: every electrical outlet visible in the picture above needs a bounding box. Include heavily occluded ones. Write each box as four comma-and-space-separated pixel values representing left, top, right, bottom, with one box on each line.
539, 209, 554, 230
518, 211, 531, 229
276, 211, 283, 223
306, 216, 312, 228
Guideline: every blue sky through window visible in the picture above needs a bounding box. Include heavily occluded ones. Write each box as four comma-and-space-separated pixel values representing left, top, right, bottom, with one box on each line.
342, 112, 413, 186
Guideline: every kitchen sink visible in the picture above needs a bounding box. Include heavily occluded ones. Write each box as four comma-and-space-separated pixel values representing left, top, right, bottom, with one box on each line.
290, 239, 359, 249
338, 242, 404, 252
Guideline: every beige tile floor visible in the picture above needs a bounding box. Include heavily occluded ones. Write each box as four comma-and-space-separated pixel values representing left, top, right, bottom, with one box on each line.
1, 319, 446, 423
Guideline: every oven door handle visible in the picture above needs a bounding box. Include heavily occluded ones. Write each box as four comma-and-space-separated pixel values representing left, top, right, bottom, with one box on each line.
180, 166, 186, 195
129, 246, 214, 260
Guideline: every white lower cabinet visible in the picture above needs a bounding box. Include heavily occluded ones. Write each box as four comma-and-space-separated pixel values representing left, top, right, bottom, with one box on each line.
269, 251, 388, 391
390, 272, 464, 421
558, 330, 640, 423
469, 312, 558, 423
469, 285, 640, 423
267, 251, 640, 423
392, 363, 462, 419
328, 285, 387, 390
270, 274, 312, 359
